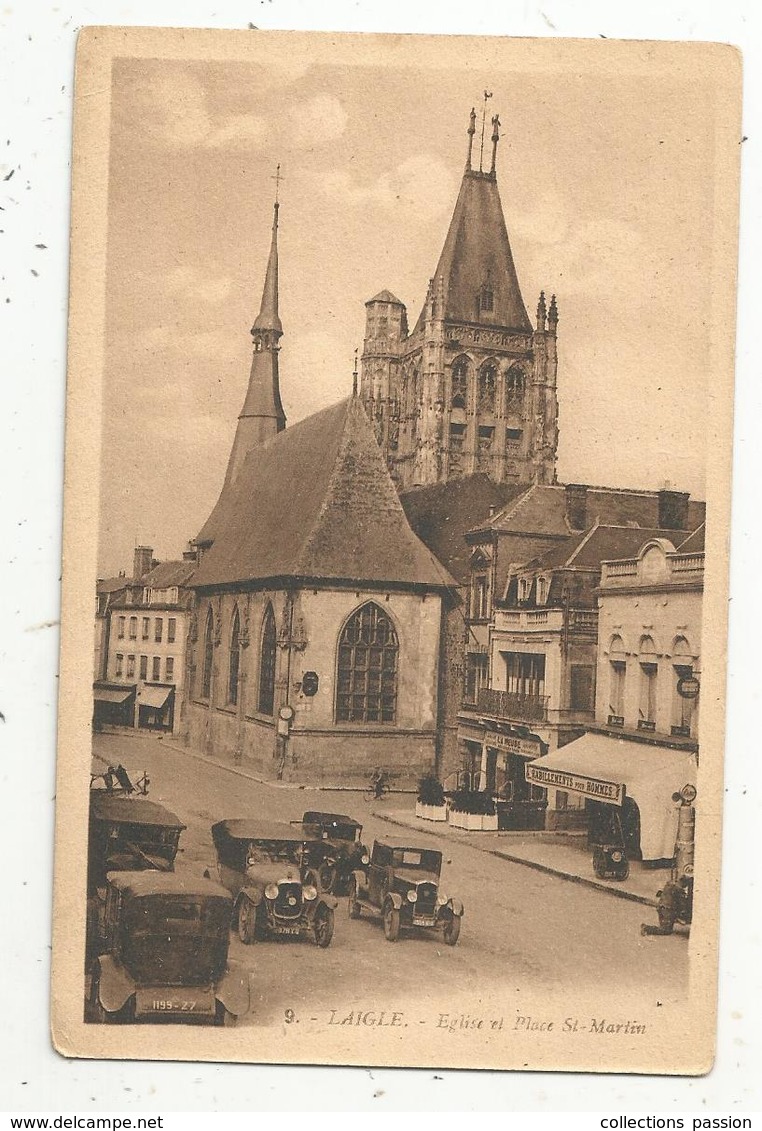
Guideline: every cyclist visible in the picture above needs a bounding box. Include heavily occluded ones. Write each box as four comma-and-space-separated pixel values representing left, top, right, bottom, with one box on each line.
370, 767, 389, 800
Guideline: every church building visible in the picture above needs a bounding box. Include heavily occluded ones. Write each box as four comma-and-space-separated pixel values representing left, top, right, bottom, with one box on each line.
360, 108, 559, 490
183, 197, 450, 786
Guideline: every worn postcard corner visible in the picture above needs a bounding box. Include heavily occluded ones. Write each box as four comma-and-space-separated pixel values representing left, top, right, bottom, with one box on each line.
53, 26, 741, 1074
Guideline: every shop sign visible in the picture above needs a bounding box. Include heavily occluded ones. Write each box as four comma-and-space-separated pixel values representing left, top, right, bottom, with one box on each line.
677, 676, 700, 700
525, 763, 625, 805
485, 730, 543, 759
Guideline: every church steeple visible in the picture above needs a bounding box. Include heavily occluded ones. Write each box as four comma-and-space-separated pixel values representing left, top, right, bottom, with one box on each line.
224, 189, 287, 489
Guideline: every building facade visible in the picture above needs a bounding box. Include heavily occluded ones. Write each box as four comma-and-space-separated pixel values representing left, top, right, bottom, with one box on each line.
361, 110, 559, 491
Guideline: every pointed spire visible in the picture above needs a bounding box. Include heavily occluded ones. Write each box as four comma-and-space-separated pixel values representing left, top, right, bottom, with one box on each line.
548, 294, 558, 335
490, 114, 500, 175
536, 290, 547, 331
352, 348, 359, 396
466, 107, 476, 171
252, 198, 282, 335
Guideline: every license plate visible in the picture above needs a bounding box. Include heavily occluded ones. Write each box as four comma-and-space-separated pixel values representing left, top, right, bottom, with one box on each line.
135, 988, 216, 1017
273, 925, 301, 936
413, 915, 436, 928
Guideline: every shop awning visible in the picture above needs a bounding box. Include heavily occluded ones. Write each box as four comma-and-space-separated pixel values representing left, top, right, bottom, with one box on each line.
525, 732, 697, 860
140, 686, 173, 709
93, 687, 132, 705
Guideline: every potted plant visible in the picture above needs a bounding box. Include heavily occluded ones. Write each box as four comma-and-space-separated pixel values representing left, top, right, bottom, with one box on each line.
448, 789, 498, 832
415, 775, 448, 822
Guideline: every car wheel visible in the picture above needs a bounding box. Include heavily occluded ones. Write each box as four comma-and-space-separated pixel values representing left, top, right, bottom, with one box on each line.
383, 900, 400, 942
314, 906, 335, 948
318, 862, 337, 894
592, 849, 608, 878
348, 878, 362, 919
238, 896, 259, 944
442, 913, 461, 947
214, 1002, 238, 1027
88, 971, 109, 1024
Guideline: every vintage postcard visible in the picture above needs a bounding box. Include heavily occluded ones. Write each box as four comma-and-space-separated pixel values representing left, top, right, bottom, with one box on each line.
52, 27, 741, 1073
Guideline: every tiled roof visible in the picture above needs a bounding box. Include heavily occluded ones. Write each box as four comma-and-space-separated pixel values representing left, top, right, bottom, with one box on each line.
415, 170, 531, 334
141, 560, 197, 588
400, 475, 525, 584
192, 398, 449, 590
482, 484, 705, 538
96, 575, 130, 594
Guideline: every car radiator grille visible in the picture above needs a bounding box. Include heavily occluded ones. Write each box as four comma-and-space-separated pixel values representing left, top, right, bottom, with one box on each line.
274, 881, 303, 919
415, 882, 437, 916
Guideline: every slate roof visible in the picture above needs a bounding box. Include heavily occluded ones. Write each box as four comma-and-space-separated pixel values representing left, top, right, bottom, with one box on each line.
522, 526, 681, 574
192, 397, 450, 591
400, 474, 525, 585
415, 170, 532, 334
676, 523, 705, 553
367, 289, 405, 306
141, 560, 197, 588
479, 484, 705, 538
96, 575, 130, 594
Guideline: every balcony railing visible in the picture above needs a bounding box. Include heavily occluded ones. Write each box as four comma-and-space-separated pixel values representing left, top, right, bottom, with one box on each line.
471, 686, 549, 723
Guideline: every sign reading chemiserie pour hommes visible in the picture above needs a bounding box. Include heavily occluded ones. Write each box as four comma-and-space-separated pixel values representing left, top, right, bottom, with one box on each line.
525, 763, 625, 805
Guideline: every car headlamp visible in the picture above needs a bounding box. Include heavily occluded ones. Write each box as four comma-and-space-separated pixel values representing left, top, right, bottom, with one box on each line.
680, 783, 697, 804
265, 883, 279, 900
303, 884, 318, 901
436, 892, 448, 906
683, 864, 694, 877
611, 851, 623, 863
406, 889, 417, 903
361, 853, 369, 865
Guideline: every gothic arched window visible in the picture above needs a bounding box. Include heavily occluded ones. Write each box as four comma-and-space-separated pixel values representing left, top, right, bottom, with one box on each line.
451, 358, 468, 409
478, 363, 497, 413
505, 364, 526, 413
228, 608, 241, 706
336, 602, 398, 724
258, 603, 277, 716
201, 608, 214, 700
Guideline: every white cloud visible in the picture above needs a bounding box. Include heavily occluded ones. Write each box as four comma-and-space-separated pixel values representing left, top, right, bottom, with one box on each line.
287, 94, 347, 149
206, 113, 269, 151
320, 154, 457, 219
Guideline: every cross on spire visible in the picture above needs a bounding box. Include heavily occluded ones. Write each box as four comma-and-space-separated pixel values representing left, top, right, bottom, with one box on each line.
271, 163, 283, 205
479, 90, 493, 171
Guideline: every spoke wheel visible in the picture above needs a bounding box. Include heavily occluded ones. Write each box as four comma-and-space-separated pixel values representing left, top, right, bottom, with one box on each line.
238, 896, 259, 944
348, 878, 362, 919
442, 913, 461, 947
314, 907, 335, 948
318, 862, 337, 894
383, 901, 400, 942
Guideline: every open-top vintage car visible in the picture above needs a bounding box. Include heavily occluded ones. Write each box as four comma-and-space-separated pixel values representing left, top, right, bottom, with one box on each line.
87, 872, 250, 1026
298, 811, 369, 895
348, 838, 463, 944
87, 793, 186, 961
211, 819, 337, 947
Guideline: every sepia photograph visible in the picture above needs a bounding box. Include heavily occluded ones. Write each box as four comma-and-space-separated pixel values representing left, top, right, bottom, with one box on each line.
51, 26, 741, 1074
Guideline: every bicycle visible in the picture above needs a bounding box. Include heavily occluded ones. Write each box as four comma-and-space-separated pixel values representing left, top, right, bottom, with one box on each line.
363, 770, 391, 803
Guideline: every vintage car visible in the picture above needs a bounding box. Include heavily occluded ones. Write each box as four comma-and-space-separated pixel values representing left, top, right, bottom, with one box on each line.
211, 819, 337, 947
348, 838, 463, 944
298, 811, 369, 895
87, 793, 186, 960
87, 872, 249, 1026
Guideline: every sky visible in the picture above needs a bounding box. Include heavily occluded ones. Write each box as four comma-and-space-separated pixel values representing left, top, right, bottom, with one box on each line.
98, 44, 720, 576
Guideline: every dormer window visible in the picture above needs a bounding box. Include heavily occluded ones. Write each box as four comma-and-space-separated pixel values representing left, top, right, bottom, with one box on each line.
536, 576, 548, 605
518, 577, 531, 603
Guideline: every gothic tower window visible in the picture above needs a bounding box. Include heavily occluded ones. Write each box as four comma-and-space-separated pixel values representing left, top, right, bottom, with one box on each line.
477, 425, 494, 470
505, 364, 526, 414
336, 602, 398, 724
478, 363, 497, 413
451, 357, 469, 409
449, 423, 466, 478
228, 608, 241, 706
478, 284, 494, 314
201, 608, 214, 700
258, 603, 277, 716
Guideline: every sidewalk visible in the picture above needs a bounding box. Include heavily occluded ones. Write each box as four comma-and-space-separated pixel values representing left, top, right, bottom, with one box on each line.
376, 807, 666, 907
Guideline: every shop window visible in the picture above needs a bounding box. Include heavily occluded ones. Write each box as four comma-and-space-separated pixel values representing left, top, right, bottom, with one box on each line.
152, 656, 161, 682
168, 618, 176, 643
228, 608, 241, 707
139, 655, 148, 681
165, 657, 174, 683
258, 603, 277, 716
201, 609, 214, 699
335, 602, 398, 724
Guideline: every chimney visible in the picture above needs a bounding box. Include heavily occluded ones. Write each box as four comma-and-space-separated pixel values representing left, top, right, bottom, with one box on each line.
657, 489, 690, 531
133, 545, 154, 579
564, 484, 588, 531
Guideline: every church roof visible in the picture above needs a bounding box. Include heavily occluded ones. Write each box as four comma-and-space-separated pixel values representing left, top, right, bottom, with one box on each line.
367, 289, 405, 306
192, 398, 450, 591
416, 170, 532, 334
401, 474, 525, 585
251, 202, 282, 335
